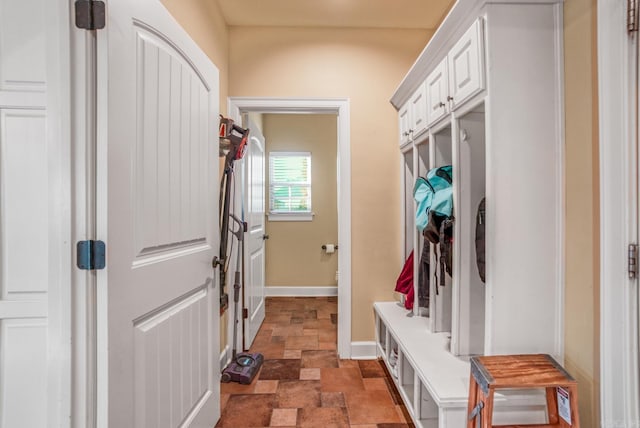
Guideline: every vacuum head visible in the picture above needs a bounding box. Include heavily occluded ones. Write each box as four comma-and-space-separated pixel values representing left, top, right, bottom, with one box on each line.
221, 352, 264, 385
219, 116, 249, 162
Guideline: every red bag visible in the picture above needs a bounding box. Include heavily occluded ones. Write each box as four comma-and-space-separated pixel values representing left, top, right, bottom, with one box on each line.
395, 251, 414, 310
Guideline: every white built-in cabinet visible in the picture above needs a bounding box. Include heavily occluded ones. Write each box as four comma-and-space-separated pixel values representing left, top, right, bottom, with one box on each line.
376, 0, 564, 426
425, 20, 485, 127
399, 82, 428, 146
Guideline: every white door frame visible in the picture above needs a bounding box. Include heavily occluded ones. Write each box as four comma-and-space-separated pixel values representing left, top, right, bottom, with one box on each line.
598, 0, 640, 424
47, 0, 73, 426
228, 97, 352, 358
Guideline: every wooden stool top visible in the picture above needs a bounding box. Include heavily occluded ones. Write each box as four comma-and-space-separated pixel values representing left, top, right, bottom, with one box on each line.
470, 354, 576, 395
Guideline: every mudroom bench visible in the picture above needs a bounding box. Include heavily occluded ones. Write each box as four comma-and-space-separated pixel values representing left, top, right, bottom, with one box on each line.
374, 302, 551, 427
374, 302, 468, 427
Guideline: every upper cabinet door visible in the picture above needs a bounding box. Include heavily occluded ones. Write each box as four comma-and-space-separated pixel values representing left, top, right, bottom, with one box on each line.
426, 57, 449, 126
410, 82, 428, 141
399, 102, 411, 146
448, 18, 485, 108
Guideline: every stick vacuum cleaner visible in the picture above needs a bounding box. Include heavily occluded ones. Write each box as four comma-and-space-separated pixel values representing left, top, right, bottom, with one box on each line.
219, 125, 264, 384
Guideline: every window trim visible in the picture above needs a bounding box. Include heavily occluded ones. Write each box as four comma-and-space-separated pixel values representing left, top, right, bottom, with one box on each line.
267, 212, 315, 222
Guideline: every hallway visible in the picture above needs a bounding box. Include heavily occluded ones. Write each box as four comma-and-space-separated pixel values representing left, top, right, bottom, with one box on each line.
216, 297, 413, 427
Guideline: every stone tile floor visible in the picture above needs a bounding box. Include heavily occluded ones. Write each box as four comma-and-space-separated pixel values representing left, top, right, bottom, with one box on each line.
216, 297, 415, 428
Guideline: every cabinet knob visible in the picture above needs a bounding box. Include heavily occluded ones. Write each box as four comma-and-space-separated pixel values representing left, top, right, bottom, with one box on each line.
438, 102, 446, 108
447, 96, 454, 102
402, 131, 409, 137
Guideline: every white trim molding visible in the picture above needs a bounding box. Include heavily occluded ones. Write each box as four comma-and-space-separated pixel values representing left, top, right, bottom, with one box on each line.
219, 345, 231, 372
267, 212, 314, 222
349, 342, 377, 360
265, 286, 338, 297
598, 0, 640, 425
228, 97, 352, 359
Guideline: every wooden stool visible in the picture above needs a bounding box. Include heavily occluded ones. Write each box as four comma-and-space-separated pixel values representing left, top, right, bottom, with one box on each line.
467, 354, 580, 428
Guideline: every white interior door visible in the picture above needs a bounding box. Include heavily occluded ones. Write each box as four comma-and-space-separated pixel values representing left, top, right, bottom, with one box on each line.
243, 116, 266, 349
99, 0, 220, 426
0, 0, 71, 426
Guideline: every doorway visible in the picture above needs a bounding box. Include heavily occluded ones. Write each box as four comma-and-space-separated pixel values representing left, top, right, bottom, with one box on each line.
260, 113, 338, 292
228, 97, 352, 358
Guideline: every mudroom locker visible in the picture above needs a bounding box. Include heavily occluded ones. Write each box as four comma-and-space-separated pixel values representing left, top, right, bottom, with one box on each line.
373, 0, 565, 426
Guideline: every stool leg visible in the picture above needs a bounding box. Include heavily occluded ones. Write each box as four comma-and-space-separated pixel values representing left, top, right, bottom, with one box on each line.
467, 376, 479, 428
482, 389, 494, 428
545, 387, 559, 425
568, 385, 580, 428
556, 386, 579, 428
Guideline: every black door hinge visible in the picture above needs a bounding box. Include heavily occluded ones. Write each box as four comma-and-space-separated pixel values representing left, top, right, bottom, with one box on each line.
75, 0, 106, 30
629, 244, 638, 279
243, 308, 249, 319
77, 240, 106, 270
629, 0, 638, 32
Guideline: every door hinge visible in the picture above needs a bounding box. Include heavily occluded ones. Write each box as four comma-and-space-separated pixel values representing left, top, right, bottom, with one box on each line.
242, 308, 248, 319
75, 0, 106, 30
629, 0, 638, 32
629, 244, 638, 279
77, 240, 106, 270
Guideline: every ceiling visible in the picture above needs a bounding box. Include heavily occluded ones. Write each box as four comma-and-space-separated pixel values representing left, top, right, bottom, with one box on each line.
214, 0, 455, 30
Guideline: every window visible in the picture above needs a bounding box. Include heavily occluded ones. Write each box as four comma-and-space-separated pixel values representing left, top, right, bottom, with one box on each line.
268, 152, 312, 221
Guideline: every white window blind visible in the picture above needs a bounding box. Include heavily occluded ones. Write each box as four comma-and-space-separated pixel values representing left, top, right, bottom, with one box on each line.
269, 152, 312, 214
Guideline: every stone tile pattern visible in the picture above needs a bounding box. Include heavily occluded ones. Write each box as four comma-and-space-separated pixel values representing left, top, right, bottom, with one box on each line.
216, 297, 414, 428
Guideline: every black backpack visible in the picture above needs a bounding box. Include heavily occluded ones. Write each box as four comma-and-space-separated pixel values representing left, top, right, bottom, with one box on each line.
475, 198, 486, 283
423, 211, 454, 288
436, 216, 454, 287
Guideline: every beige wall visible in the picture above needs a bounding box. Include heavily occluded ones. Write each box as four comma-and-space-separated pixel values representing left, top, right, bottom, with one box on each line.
161, 0, 229, 115
229, 26, 432, 340
564, 0, 599, 425
262, 114, 338, 287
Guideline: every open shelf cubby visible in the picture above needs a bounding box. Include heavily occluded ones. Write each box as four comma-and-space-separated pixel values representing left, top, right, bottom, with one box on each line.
374, 302, 469, 427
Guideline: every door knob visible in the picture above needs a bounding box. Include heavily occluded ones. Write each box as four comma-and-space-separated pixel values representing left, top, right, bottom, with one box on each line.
212, 256, 222, 269
262, 234, 269, 240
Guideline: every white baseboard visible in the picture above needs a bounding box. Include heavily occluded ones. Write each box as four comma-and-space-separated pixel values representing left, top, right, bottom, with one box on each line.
265, 286, 338, 297
350, 341, 377, 360
219, 345, 230, 372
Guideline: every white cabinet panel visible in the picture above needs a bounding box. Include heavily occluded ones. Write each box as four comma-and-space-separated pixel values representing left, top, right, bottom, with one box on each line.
426, 58, 449, 126
399, 102, 411, 146
448, 19, 484, 108
399, 84, 428, 146
410, 83, 428, 140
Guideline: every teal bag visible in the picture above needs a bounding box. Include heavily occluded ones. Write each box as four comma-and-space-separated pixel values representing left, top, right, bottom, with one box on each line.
413, 177, 434, 231
413, 165, 453, 231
